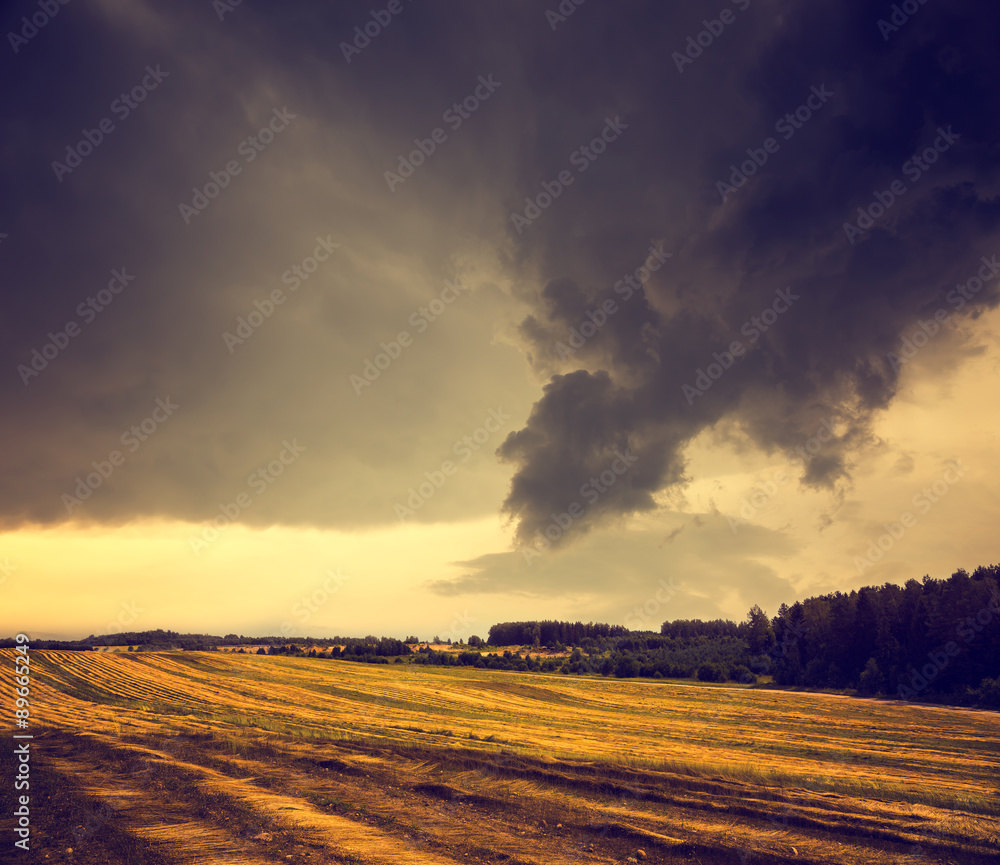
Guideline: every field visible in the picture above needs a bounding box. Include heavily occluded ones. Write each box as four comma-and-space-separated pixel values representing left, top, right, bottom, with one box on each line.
2, 650, 999, 864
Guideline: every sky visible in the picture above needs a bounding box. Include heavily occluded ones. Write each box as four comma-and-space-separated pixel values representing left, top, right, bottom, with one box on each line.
2, 0, 999, 642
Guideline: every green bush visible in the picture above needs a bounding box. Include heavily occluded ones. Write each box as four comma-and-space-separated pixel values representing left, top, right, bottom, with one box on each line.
615, 655, 640, 678
858, 657, 884, 695
974, 676, 1000, 708
696, 662, 723, 682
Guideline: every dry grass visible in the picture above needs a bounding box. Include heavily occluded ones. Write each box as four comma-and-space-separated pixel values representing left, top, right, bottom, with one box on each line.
1, 649, 998, 864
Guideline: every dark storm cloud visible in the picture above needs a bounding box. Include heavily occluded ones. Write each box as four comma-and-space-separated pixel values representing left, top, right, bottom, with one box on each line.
495, 0, 1000, 551
1, 0, 998, 545
0, 0, 539, 529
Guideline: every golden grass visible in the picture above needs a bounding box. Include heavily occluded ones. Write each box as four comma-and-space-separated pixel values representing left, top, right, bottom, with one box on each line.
2, 650, 998, 864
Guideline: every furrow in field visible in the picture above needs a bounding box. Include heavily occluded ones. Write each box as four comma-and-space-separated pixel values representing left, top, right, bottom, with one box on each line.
37, 730, 468, 865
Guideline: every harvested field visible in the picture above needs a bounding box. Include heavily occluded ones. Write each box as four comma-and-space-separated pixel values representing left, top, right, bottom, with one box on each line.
2, 650, 998, 864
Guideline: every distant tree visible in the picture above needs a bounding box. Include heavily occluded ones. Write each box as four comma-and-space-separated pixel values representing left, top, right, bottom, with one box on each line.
256, 647, 266, 655
468, 635, 484, 647
745, 605, 775, 654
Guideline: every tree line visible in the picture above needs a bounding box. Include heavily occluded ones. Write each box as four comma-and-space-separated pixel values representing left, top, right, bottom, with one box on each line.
769, 564, 999, 704
487, 620, 629, 647
3, 563, 996, 708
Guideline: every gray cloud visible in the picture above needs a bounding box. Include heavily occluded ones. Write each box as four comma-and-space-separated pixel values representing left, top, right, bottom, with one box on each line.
426, 514, 798, 623
494, 1, 1000, 551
